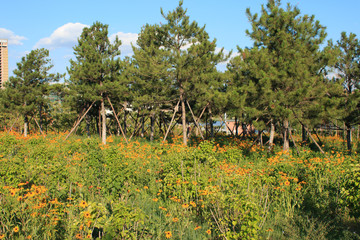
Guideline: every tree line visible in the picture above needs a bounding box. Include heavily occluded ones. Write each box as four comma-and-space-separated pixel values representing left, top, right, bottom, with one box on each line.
1, 0, 359, 153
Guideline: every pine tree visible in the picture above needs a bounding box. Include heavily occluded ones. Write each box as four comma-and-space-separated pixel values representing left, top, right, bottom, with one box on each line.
333, 32, 360, 154
159, 0, 225, 145
67, 22, 122, 144
1, 48, 61, 136
131, 23, 172, 141
234, 0, 330, 150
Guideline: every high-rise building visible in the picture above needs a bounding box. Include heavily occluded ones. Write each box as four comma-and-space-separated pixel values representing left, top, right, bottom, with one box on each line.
0, 39, 9, 88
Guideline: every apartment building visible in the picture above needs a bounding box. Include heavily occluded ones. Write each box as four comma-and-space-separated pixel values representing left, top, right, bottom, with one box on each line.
0, 39, 9, 88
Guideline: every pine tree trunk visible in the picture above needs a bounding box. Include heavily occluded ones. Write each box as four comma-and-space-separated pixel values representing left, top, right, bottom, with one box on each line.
346, 123, 352, 154
24, 115, 28, 137
302, 124, 307, 142
205, 114, 208, 139
209, 107, 214, 139
242, 122, 247, 137
235, 117, 239, 137
123, 110, 127, 135
97, 110, 101, 137
283, 119, 290, 151
269, 120, 275, 150
180, 92, 187, 146
39, 104, 43, 131
101, 97, 106, 145
150, 113, 155, 141
86, 115, 91, 137
141, 114, 145, 138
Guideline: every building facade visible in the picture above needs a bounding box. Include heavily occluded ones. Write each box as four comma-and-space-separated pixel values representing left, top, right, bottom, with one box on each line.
0, 39, 9, 88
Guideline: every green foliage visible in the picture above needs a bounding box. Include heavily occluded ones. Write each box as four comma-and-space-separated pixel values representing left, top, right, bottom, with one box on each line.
341, 163, 360, 219
0, 132, 359, 239
227, 0, 335, 150
1, 48, 61, 136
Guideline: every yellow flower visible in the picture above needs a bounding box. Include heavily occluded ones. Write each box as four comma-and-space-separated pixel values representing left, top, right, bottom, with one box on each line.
152, 198, 158, 202
79, 200, 88, 208
0, 234, 5, 239
284, 181, 290, 186
182, 203, 189, 208
159, 206, 167, 211
206, 229, 211, 235
144, 186, 149, 189
18, 182, 29, 186
190, 201, 196, 207
165, 231, 172, 239
13, 226, 19, 232
87, 221, 92, 227
83, 211, 91, 218
172, 217, 179, 222
10, 189, 16, 196
75, 233, 82, 239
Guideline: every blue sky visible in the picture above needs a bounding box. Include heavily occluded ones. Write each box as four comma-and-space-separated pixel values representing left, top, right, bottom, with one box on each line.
1, 0, 359, 77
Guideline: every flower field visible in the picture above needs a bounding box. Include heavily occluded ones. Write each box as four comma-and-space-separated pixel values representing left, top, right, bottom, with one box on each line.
0, 132, 359, 239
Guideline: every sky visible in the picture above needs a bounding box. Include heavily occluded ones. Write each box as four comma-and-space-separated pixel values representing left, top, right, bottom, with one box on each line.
1, 0, 360, 77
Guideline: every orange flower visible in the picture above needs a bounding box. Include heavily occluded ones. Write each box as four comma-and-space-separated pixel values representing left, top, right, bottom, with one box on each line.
79, 200, 88, 208
86, 234, 92, 239
159, 206, 167, 211
75, 233, 82, 239
10, 189, 16, 196
165, 231, 172, 239
182, 203, 189, 208
83, 211, 91, 218
172, 217, 179, 222
194, 226, 202, 230
18, 182, 29, 186
190, 201, 196, 207
152, 198, 158, 202
13, 226, 19, 233
206, 229, 211, 235
284, 181, 290, 186
26, 235, 32, 239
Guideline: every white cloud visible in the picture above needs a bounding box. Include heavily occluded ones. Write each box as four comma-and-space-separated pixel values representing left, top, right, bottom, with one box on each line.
110, 32, 138, 46
0, 28, 27, 45
110, 32, 138, 56
215, 47, 240, 72
34, 22, 88, 49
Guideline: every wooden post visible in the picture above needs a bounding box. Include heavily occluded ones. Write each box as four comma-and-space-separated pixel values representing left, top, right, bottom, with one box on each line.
65, 101, 96, 140
107, 97, 128, 144
163, 100, 180, 143
34, 118, 45, 136
186, 100, 204, 140
289, 128, 300, 155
